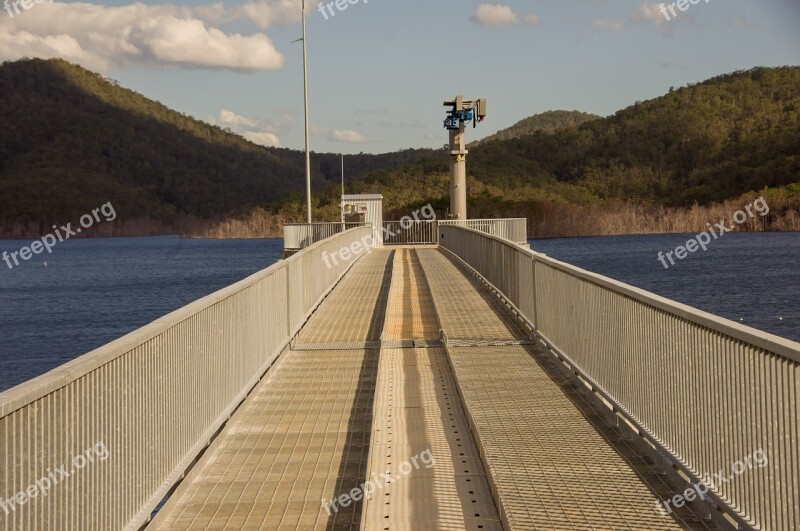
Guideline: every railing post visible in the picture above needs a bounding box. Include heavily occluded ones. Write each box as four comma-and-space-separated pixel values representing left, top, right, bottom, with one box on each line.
286, 261, 291, 338
531, 254, 538, 332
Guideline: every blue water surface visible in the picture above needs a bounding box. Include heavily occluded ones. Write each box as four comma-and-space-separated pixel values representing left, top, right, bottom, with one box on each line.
1, 232, 797, 393
0, 236, 283, 391
530, 232, 800, 344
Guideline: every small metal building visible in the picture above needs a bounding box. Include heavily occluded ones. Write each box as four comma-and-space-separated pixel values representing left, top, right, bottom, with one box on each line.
342, 194, 383, 248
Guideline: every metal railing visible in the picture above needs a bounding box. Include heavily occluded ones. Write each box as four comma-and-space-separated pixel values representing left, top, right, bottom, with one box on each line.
438, 224, 800, 531
439, 218, 527, 244
283, 219, 525, 248
0, 227, 374, 531
382, 220, 438, 245
380, 218, 527, 245
283, 222, 369, 250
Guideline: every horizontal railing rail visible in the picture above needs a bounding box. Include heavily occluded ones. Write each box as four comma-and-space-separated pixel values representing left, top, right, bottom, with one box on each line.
439, 218, 527, 244
438, 224, 800, 531
283, 222, 369, 250
284, 219, 526, 249
380, 218, 527, 246
382, 220, 438, 245
0, 227, 374, 531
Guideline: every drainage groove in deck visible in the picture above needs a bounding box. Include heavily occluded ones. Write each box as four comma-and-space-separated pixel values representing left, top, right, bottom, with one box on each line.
361, 249, 502, 531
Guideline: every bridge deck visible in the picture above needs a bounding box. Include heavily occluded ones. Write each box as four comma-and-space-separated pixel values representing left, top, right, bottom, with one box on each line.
152, 248, 711, 530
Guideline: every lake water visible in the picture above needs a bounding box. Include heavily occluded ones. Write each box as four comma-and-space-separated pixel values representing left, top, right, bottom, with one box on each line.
0, 233, 797, 392
0, 236, 283, 391
530, 232, 800, 344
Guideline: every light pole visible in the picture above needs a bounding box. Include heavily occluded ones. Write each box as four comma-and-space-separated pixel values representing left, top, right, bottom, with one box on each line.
340, 153, 345, 230
302, 0, 312, 223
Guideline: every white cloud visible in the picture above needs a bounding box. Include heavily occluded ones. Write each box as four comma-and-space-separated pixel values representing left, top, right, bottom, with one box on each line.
471, 4, 538, 27
0, 31, 108, 70
138, 17, 284, 70
593, 19, 623, 31
243, 131, 280, 147
632, 2, 666, 23
629, 2, 683, 29
0, 1, 290, 72
213, 109, 285, 147
219, 109, 258, 128
310, 124, 328, 136
312, 125, 369, 143
193, 3, 227, 23
331, 130, 368, 143
233, 0, 318, 29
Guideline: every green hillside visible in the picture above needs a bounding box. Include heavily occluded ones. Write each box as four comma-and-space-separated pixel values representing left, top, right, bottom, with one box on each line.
467, 67, 800, 206
1, 59, 798, 238
470, 110, 600, 146
0, 58, 433, 233
339, 67, 800, 227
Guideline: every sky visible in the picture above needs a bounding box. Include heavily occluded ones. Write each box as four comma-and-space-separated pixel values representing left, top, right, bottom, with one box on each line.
1, 0, 799, 154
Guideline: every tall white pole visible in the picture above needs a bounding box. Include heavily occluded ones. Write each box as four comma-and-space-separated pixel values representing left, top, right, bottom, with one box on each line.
341, 154, 345, 228
302, 0, 312, 223
450, 122, 467, 220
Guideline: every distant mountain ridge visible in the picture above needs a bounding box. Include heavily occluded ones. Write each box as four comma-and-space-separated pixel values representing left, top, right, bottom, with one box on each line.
464, 67, 800, 206
0, 59, 798, 238
0, 58, 434, 233
471, 110, 600, 146
337, 66, 800, 236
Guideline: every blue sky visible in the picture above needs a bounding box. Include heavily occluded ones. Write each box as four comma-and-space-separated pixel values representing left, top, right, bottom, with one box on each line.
1, 0, 798, 154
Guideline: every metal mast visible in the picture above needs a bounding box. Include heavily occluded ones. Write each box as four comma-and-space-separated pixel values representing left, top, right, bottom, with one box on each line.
443, 96, 487, 220
302, 0, 312, 223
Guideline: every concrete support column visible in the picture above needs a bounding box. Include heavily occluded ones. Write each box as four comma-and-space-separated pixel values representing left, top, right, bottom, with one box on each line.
449, 124, 468, 220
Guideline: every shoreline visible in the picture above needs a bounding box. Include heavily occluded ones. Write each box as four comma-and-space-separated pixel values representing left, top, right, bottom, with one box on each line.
1, 228, 799, 242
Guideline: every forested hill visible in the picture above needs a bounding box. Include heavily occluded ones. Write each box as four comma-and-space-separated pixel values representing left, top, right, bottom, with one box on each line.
465, 67, 800, 206
0, 58, 433, 230
344, 67, 800, 213
470, 110, 600, 146
0, 59, 798, 238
